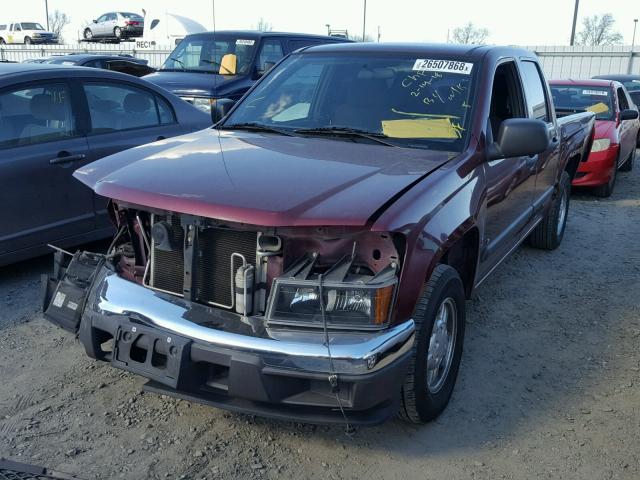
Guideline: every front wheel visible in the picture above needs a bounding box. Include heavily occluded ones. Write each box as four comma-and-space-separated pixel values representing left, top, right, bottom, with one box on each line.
399, 264, 466, 424
593, 161, 617, 197
114, 27, 122, 39
83, 28, 93, 40
24, 36, 31, 45
528, 170, 571, 250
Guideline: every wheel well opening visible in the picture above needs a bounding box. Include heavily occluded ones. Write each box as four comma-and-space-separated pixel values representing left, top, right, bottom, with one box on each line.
565, 154, 581, 181
440, 227, 479, 299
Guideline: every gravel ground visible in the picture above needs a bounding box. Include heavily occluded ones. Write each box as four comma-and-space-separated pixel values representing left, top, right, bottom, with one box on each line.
1, 153, 639, 480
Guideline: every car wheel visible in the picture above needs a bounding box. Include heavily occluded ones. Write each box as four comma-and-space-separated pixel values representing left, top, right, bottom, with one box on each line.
84, 28, 93, 40
528, 170, 571, 250
399, 264, 465, 424
0, 38, 5, 45
593, 160, 617, 198
114, 27, 122, 39
24, 36, 31, 45
619, 146, 635, 172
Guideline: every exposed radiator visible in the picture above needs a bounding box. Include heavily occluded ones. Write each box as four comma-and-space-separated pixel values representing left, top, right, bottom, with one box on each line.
148, 215, 257, 309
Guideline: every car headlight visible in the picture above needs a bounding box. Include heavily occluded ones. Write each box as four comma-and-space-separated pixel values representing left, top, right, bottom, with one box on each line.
266, 261, 397, 329
190, 97, 216, 114
591, 138, 611, 153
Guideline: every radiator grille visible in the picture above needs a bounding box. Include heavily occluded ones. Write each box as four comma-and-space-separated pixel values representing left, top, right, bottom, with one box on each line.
194, 228, 258, 307
150, 215, 184, 295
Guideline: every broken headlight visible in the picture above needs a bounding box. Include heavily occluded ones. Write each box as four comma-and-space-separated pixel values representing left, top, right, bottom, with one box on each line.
266, 255, 397, 329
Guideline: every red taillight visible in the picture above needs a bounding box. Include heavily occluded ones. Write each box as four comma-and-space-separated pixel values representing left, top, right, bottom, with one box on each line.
125, 21, 140, 26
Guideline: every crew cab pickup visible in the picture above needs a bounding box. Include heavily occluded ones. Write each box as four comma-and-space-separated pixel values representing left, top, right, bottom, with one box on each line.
0, 22, 58, 44
43, 43, 595, 426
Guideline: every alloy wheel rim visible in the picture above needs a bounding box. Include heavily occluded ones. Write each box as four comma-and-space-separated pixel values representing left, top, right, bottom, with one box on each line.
557, 188, 568, 237
426, 297, 457, 394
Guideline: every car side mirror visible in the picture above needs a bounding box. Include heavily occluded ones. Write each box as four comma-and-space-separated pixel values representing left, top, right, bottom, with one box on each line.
487, 118, 550, 160
93, 19, 97, 23
620, 109, 639, 121
212, 98, 236, 123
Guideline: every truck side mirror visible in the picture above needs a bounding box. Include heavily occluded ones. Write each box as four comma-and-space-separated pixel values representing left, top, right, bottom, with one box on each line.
620, 109, 639, 121
212, 98, 236, 123
257, 61, 276, 78
487, 118, 550, 160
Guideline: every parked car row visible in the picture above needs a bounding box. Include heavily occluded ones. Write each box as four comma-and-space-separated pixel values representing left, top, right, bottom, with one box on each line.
550, 77, 640, 197
24, 53, 155, 77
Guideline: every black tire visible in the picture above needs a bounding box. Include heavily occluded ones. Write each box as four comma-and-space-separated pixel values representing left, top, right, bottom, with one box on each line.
83, 28, 93, 40
399, 264, 466, 424
619, 146, 635, 172
0, 38, 5, 45
528, 170, 571, 250
24, 36, 31, 45
593, 160, 617, 198
114, 27, 122, 39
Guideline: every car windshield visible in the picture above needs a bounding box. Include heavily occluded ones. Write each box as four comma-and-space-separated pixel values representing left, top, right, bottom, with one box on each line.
550, 85, 614, 121
223, 53, 476, 152
21, 23, 44, 30
620, 79, 640, 93
161, 35, 257, 74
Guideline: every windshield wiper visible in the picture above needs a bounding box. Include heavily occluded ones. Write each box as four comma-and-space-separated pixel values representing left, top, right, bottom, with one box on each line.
220, 122, 296, 137
293, 126, 397, 147
168, 57, 186, 71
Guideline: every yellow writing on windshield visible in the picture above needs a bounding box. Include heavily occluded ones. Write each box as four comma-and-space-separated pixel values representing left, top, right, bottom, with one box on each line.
382, 117, 464, 139
586, 102, 609, 115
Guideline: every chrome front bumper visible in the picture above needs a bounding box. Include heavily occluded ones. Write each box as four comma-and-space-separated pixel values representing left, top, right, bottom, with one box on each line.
87, 268, 415, 376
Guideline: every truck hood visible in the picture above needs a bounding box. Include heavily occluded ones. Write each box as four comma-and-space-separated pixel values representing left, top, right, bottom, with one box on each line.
74, 130, 456, 227
143, 71, 239, 97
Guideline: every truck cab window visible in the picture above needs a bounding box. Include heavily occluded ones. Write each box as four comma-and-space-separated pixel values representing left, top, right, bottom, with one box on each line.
258, 39, 284, 72
489, 61, 525, 139
519, 61, 550, 122
617, 87, 629, 111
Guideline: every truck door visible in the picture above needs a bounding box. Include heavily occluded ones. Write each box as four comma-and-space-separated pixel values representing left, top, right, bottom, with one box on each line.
478, 60, 536, 277
616, 86, 635, 165
518, 60, 559, 217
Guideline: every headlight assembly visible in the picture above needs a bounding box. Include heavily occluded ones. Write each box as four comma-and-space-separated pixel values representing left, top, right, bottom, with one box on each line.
266, 256, 398, 330
182, 97, 216, 114
591, 138, 611, 153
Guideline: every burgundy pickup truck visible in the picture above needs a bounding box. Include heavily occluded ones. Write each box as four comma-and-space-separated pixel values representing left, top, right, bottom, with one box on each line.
43, 43, 595, 426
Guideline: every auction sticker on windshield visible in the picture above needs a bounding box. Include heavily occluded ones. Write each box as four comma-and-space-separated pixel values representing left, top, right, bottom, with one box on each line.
582, 90, 608, 96
412, 59, 473, 74
236, 39, 255, 46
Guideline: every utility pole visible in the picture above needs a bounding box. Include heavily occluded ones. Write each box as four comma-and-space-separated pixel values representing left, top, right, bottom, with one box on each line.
326, 24, 331, 36
569, 0, 579, 46
362, 0, 367, 41
628, 19, 638, 74
45, 0, 50, 31
377, 25, 381, 42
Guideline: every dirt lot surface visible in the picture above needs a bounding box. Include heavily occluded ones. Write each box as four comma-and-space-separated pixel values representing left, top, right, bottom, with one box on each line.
1, 154, 639, 480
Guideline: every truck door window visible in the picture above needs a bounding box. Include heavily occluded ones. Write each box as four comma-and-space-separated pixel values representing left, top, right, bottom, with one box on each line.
519, 61, 550, 122
489, 61, 525, 139
617, 87, 630, 111
258, 39, 284, 72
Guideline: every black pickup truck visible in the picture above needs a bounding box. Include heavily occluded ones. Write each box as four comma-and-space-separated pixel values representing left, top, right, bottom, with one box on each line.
43, 43, 595, 426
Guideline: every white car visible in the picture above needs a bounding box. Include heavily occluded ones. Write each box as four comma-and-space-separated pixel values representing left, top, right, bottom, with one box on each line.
83, 12, 144, 41
0, 22, 58, 44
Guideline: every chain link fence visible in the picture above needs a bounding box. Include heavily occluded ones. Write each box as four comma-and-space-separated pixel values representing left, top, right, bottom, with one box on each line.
1, 43, 639, 78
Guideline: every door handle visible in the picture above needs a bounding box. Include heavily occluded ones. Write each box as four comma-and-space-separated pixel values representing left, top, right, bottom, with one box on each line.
49, 153, 86, 165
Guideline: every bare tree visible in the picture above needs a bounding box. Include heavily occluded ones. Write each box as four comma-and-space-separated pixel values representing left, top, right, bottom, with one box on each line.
48, 10, 70, 43
254, 18, 273, 32
451, 22, 489, 45
576, 14, 623, 46
349, 33, 374, 42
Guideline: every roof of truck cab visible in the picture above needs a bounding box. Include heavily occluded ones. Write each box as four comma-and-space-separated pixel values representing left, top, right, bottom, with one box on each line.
299, 42, 534, 59
186, 30, 350, 41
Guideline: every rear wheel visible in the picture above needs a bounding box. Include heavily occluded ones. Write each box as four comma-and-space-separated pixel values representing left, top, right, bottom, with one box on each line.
399, 264, 465, 424
529, 170, 571, 250
83, 28, 93, 40
0, 38, 5, 45
620, 145, 635, 172
24, 36, 31, 45
593, 160, 617, 197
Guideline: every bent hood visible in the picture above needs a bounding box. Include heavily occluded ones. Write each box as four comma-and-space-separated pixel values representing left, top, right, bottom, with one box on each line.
74, 130, 456, 227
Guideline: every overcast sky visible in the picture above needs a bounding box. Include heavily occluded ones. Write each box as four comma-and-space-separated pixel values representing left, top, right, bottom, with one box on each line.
3, 0, 639, 46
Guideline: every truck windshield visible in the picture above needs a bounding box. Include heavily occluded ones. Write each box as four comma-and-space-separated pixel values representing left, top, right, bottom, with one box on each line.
223, 53, 476, 151
550, 85, 614, 121
161, 35, 256, 74
21, 23, 45, 30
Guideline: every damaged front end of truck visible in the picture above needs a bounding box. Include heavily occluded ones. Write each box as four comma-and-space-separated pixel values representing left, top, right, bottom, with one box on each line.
43, 202, 415, 425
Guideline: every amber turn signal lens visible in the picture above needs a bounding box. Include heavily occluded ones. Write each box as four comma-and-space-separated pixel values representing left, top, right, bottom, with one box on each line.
373, 284, 395, 325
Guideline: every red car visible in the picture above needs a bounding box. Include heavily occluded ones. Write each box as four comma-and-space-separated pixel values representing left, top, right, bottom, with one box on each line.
550, 79, 639, 197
